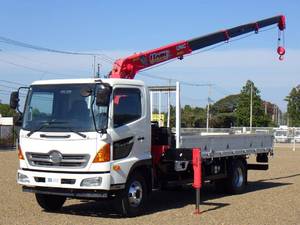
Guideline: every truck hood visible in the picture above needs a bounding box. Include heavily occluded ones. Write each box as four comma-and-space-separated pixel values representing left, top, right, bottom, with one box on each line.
19, 129, 110, 172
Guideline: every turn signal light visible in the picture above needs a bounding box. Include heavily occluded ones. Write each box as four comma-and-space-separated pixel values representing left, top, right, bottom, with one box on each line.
113, 165, 121, 171
18, 145, 24, 160
93, 144, 110, 163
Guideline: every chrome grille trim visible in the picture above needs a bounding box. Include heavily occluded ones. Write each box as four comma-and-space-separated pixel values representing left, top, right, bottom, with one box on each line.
26, 152, 90, 168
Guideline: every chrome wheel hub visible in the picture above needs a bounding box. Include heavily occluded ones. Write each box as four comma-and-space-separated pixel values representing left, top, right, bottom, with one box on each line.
128, 181, 143, 207
233, 167, 244, 187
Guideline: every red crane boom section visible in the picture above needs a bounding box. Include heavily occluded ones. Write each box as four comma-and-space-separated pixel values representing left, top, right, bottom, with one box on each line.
109, 15, 286, 79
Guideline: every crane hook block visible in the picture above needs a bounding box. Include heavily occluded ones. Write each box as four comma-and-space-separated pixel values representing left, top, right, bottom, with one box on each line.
277, 46, 285, 61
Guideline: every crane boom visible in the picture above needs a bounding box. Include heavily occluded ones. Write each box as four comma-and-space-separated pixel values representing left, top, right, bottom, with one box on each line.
109, 15, 286, 79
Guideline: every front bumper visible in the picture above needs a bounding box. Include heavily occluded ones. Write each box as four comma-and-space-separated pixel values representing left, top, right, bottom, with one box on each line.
275, 138, 288, 143
17, 169, 111, 190
22, 186, 114, 199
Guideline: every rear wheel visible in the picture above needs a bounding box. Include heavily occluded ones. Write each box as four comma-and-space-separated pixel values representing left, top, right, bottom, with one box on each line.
225, 159, 247, 194
115, 172, 148, 217
35, 194, 66, 211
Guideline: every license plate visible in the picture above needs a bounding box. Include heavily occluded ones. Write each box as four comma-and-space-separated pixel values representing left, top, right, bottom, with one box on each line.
46, 177, 60, 184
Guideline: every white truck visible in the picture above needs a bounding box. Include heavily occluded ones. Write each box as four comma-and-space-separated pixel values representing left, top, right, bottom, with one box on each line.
10, 15, 285, 216
274, 126, 290, 143
10, 78, 273, 216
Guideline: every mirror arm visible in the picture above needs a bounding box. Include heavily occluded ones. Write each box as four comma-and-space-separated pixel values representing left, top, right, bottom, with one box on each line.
90, 88, 99, 133
16, 87, 29, 115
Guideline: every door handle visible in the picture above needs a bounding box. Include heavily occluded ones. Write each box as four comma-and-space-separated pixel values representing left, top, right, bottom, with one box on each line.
137, 136, 145, 141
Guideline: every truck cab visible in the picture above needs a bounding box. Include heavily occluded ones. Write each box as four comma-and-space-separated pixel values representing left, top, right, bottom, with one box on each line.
13, 78, 152, 216
274, 126, 289, 143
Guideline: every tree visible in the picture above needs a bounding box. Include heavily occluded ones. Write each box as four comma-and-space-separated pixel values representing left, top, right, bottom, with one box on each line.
210, 94, 239, 127
236, 80, 271, 127
168, 105, 206, 128
0, 103, 17, 117
285, 86, 300, 126
211, 113, 237, 128
211, 94, 239, 114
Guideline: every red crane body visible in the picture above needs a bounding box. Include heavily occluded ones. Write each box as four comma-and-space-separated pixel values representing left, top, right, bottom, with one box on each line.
109, 15, 286, 79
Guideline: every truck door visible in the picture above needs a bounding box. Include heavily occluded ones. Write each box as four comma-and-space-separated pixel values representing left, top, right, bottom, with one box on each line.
109, 86, 151, 165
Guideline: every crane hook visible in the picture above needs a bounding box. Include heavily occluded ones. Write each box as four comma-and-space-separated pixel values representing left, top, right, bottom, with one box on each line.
277, 46, 285, 61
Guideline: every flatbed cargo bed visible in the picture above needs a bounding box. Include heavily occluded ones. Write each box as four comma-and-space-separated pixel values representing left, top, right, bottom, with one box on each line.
179, 134, 273, 159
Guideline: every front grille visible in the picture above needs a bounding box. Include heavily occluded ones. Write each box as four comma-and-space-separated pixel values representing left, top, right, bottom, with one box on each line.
26, 152, 90, 168
34, 177, 76, 184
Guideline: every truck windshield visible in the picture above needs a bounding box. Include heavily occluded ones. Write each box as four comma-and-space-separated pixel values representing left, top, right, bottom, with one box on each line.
275, 131, 287, 136
22, 84, 109, 132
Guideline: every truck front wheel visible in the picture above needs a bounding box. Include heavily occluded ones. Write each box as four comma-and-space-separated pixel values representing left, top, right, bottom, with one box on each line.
35, 194, 66, 211
116, 172, 148, 217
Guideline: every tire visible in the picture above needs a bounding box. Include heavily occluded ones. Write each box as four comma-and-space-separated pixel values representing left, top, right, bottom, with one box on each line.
35, 194, 66, 211
225, 159, 247, 194
115, 172, 148, 217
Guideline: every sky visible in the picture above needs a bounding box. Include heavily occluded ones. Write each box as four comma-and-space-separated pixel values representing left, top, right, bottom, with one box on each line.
0, 0, 299, 111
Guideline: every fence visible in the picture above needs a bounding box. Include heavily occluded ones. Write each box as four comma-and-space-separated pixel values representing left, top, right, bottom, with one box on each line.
0, 125, 16, 149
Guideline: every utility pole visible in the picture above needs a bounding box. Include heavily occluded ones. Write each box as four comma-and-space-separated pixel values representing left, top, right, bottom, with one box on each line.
277, 107, 280, 126
167, 79, 171, 128
206, 84, 212, 132
93, 55, 96, 78
158, 92, 162, 126
250, 83, 253, 133
97, 64, 100, 78
275, 106, 278, 124
264, 102, 267, 115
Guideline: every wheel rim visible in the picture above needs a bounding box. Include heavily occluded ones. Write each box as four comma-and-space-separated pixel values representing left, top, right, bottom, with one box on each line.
233, 167, 244, 188
128, 180, 143, 207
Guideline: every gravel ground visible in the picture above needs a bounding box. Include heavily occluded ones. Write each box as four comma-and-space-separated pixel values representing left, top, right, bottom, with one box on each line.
0, 144, 299, 225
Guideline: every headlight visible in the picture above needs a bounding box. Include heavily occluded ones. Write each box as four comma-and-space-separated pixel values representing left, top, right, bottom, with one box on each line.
17, 172, 30, 183
80, 177, 102, 187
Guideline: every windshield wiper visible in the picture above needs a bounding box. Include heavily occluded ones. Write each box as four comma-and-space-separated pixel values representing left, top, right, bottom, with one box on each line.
27, 121, 87, 138
26, 121, 68, 137
64, 127, 87, 138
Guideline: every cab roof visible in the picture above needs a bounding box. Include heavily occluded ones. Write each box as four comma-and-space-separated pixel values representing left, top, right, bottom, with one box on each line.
31, 78, 145, 87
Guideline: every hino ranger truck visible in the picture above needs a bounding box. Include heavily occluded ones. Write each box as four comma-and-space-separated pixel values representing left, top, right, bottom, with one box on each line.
10, 15, 285, 216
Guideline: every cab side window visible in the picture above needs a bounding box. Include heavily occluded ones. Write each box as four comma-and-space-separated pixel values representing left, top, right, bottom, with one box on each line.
113, 88, 141, 128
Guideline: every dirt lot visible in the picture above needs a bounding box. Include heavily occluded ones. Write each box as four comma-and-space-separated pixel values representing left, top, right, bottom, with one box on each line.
0, 144, 299, 225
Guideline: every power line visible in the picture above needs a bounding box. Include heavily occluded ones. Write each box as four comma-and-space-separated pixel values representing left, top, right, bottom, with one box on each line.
0, 89, 26, 97
212, 84, 235, 96
0, 35, 115, 64
0, 57, 85, 78
139, 71, 212, 87
0, 79, 27, 86
0, 84, 17, 90
0, 49, 53, 67
181, 95, 208, 102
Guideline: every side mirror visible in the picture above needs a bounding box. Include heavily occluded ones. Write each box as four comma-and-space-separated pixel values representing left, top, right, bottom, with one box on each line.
10, 91, 19, 109
96, 84, 111, 106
